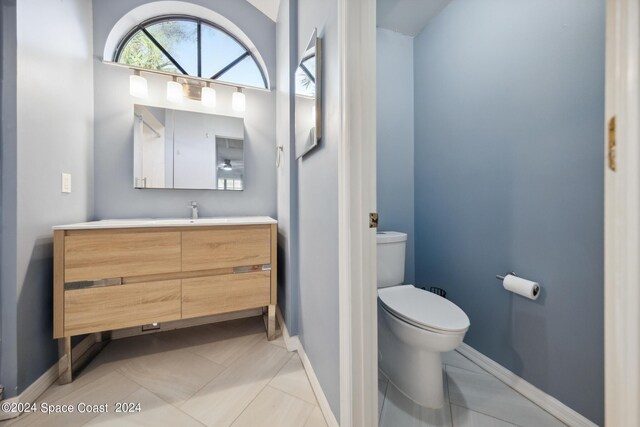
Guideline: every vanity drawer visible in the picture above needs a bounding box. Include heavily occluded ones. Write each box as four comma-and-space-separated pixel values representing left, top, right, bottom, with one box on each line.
64, 280, 181, 335
182, 271, 271, 319
181, 226, 271, 271
64, 231, 182, 282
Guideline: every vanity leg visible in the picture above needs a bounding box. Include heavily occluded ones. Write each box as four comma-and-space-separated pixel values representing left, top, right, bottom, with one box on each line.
58, 337, 72, 385
265, 304, 277, 341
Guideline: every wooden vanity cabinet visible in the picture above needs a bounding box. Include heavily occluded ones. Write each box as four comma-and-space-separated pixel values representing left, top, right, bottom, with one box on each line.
53, 222, 277, 383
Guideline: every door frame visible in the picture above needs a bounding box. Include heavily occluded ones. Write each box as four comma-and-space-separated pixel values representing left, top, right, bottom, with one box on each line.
604, 0, 640, 425
337, 0, 378, 426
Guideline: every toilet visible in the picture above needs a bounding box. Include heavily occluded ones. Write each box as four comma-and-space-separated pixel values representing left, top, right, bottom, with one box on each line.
377, 231, 470, 409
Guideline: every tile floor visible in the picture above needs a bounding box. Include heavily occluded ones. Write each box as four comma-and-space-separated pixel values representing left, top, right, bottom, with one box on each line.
378, 350, 566, 427
3, 316, 566, 427
3, 316, 328, 427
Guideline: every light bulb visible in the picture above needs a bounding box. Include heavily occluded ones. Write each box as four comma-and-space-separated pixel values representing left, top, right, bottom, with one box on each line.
201, 85, 217, 108
167, 79, 183, 103
129, 72, 148, 98
232, 89, 246, 112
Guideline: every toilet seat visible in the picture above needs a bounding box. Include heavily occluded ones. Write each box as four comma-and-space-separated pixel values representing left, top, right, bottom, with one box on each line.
378, 285, 470, 335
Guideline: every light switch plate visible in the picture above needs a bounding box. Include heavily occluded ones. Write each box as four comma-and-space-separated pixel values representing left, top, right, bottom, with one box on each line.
61, 173, 71, 193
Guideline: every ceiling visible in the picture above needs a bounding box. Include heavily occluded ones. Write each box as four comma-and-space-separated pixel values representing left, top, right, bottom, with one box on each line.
246, 0, 280, 22
377, 0, 452, 37
245, 0, 451, 32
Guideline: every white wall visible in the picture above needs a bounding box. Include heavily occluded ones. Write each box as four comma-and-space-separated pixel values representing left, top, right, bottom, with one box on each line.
13, 0, 94, 394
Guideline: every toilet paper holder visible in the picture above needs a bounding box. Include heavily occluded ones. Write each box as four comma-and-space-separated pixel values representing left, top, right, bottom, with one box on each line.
495, 272, 517, 281
495, 272, 541, 298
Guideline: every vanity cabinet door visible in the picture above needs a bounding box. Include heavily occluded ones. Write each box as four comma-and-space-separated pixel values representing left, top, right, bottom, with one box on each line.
64, 280, 181, 336
182, 271, 271, 319
64, 231, 182, 282
181, 226, 271, 271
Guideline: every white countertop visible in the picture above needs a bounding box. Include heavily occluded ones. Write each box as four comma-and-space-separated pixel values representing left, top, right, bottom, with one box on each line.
53, 216, 277, 230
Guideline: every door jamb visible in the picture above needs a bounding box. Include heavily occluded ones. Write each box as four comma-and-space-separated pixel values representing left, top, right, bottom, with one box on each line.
337, 0, 378, 426
604, 0, 640, 425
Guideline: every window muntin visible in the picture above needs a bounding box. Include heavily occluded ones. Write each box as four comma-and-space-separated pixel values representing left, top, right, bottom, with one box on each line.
116, 16, 267, 89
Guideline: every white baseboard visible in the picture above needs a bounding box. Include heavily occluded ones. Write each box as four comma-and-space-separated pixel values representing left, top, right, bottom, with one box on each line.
457, 343, 597, 427
276, 308, 339, 427
0, 334, 98, 421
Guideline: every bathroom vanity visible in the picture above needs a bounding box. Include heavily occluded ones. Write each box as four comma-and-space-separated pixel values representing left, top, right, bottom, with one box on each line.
52, 216, 277, 383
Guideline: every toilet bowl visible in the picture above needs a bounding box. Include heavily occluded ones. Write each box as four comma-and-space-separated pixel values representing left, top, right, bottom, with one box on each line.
376, 232, 470, 409
378, 285, 469, 408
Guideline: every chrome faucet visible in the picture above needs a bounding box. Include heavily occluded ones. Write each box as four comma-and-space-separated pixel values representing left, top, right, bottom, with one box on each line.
188, 201, 199, 220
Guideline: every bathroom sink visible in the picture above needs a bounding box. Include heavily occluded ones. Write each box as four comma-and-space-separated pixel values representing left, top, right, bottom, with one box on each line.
148, 218, 231, 226
53, 216, 277, 230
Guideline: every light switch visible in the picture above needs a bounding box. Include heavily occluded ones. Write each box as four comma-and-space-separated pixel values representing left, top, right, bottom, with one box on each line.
61, 173, 71, 193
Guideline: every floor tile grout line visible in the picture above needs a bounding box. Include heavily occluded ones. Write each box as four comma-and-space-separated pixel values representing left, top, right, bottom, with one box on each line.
379, 379, 389, 423
445, 366, 455, 427
450, 403, 522, 427
268, 383, 318, 407
167, 329, 266, 368
443, 362, 489, 376
136, 385, 208, 427
75, 381, 143, 427
176, 336, 284, 409
116, 360, 228, 413
227, 384, 278, 427
294, 353, 329, 406
268, 380, 320, 407
454, 350, 566, 425
447, 401, 526, 427
300, 410, 316, 427
174, 365, 230, 411
222, 351, 294, 427
447, 361, 564, 425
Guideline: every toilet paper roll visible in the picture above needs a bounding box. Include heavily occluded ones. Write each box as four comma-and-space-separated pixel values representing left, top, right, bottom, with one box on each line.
503, 274, 540, 300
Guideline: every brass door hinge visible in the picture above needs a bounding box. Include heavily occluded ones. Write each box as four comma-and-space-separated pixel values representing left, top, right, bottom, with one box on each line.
608, 116, 617, 172
369, 213, 378, 228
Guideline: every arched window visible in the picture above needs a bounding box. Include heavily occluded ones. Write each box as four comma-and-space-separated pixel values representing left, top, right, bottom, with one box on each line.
115, 15, 268, 89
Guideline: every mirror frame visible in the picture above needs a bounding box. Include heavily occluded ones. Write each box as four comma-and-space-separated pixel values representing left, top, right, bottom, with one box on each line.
295, 28, 322, 159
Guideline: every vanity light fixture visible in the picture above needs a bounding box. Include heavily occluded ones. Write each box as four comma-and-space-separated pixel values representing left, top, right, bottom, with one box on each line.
232, 87, 246, 112
129, 70, 148, 98
201, 83, 217, 108
126, 68, 249, 110
166, 76, 183, 103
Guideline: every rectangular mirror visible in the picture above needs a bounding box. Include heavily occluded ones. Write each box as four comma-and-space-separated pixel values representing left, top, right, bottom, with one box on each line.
133, 105, 245, 190
295, 28, 322, 159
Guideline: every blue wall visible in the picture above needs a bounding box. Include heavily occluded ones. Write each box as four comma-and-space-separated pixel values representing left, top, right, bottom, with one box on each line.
276, 0, 300, 338
274, 0, 341, 417
377, 28, 415, 284
1, 0, 18, 398
413, 0, 604, 423
4, 0, 95, 397
295, 0, 341, 417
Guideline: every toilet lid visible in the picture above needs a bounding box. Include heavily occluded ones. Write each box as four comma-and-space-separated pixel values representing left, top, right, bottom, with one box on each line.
378, 285, 470, 333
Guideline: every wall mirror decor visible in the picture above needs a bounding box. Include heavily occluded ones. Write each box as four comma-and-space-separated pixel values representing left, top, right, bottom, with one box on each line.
295, 28, 322, 159
134, 105, 245, 190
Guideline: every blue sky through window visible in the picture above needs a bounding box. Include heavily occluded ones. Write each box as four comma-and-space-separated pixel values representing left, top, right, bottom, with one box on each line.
117, 17, 266, 88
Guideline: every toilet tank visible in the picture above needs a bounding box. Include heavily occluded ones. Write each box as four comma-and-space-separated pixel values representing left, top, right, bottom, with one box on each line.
376, 231, 407, 288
